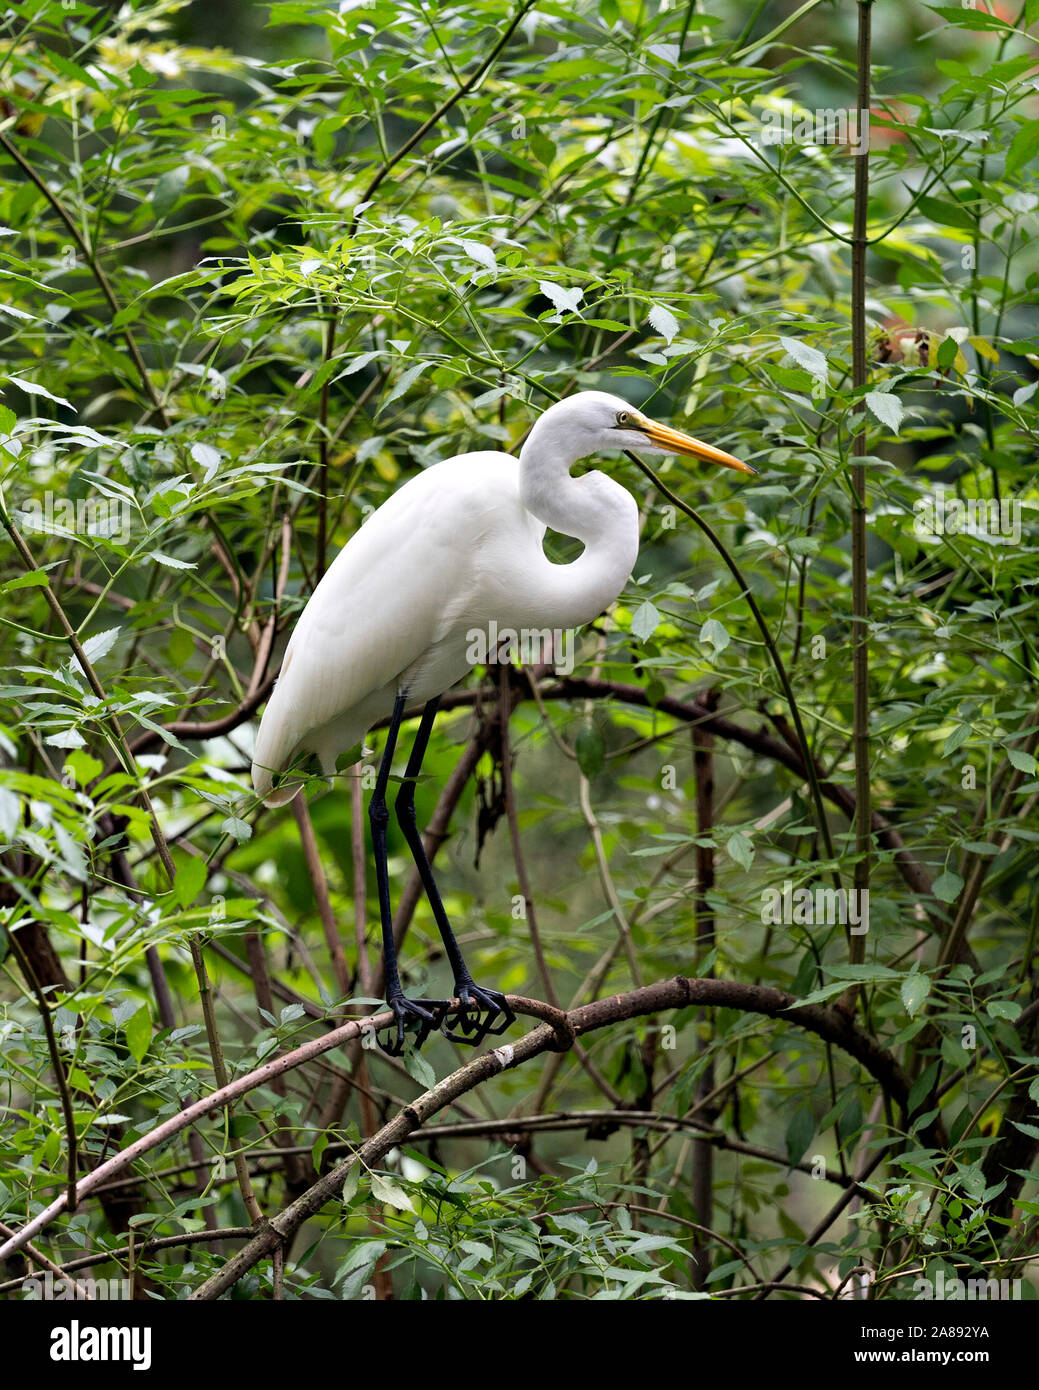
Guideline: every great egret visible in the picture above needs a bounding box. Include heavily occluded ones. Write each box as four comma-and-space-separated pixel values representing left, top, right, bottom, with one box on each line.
251, 390, 754, 1052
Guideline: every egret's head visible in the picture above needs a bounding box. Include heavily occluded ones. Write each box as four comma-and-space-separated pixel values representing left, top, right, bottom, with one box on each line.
539, 390, 756, 475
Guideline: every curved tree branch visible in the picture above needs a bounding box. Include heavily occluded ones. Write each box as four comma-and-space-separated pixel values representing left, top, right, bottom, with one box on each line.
0, 975, 924, 1271
181, 974, 925, 1300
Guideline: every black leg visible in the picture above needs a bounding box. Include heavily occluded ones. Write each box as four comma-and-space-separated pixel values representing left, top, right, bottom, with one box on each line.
370, 691, 447, 1055
394, 695, 515, 1047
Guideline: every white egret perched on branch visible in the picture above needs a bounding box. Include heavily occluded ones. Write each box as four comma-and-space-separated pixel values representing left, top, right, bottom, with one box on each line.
251, 391, 754, 1053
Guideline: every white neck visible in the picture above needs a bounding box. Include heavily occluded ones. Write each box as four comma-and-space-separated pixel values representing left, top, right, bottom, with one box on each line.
517, 412, 640, 630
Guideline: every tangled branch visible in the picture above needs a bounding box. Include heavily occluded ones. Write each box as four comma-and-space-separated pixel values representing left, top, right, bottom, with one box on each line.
0, 973, 930, 1286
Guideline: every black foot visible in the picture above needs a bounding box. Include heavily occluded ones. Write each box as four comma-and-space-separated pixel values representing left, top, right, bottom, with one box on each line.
441, 983, 515, 1047
378, 995, 449, 1056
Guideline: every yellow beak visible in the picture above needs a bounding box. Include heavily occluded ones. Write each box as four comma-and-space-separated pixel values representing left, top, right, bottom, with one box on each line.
636, 415, 757, 475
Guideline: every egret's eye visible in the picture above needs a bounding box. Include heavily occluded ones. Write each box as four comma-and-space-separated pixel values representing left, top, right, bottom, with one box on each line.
616, 411, 631, 427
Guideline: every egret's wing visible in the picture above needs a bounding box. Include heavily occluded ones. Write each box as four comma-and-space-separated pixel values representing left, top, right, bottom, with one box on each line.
251, 452, 520, 803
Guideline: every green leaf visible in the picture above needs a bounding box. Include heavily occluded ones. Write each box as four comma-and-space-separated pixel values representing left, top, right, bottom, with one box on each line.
908, 1061, 940, 1116
461, 240, 497, 275
576, 724, 605, 779
337, 1239, 386, 1278
824, 964, 903, 982
538, 280, 583, 317
124, 1005, 151, 1064
150, 551, 196, 570
189, 442, 222, 478
901, 973, 931, 1018
380, 361, 433, 411
932, 870, 963, 904
917, 193, 977, 231
726, 830, 754, 872
403, 1046, 436, 1090
785, 1106, 814, 1164
942, 723, 970, 756
3, 375, 73, 410
340, 1162, 360, 1204
985, 999, 1022, 1022
699, 617, 730, 653
865, 391, 903, 432
79, 627, 121, 667
936, 335, 960, 369
648, 304, 679, 343
926, 4, 1011, 29
630, 600, 661, 642
779, 335, 827, 383
370, 1173, 414, 1211
0, 569, 49, 596
153, 166, 190, 219
172, 854, 208, 909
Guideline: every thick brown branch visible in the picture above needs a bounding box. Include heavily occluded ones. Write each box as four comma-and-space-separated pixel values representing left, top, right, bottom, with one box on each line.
0, 977, 923, 1271
187, 976, 924, 1298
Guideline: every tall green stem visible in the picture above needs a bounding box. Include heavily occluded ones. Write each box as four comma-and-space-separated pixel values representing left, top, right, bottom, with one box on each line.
849, 0, 873, 972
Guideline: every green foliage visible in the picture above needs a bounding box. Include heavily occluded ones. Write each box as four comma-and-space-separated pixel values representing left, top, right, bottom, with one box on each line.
0, 0, 1037, 1301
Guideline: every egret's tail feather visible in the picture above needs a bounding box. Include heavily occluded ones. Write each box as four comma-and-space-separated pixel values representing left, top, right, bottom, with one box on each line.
263, 780, 302, 809
250, 758, 302, 809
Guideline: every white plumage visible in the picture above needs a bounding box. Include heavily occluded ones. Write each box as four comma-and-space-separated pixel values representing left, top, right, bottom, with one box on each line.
251, 390, 751, 806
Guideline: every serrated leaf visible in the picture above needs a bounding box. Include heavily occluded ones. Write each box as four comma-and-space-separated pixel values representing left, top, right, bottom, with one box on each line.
779, 335, 827, 382
901, 973, 931, 1018
340, 1163, 360, 1204
726, 830, 754, 872
942, 724, 970, 756
793, 981, 860, 1006
76, 627, 121, 671
648, 304, 679, 344
3, 375, 73, 410
865, 391, 904, 432
0, 570, 49, 595
221, 816, 252, 843
149, 551, 196, 570
461, 240, 497, 274
538, 280, 583, 317
824, 964, 903, 981
370, 1173, 413, 1211
46, 729, 86, 749
338, 1239, 385, 1276
333, 351, 382, 381
380, 360, 432, 410
189, 442, 221, 479
986, 999, 1022, 1022
403, 1046, 436, 1090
